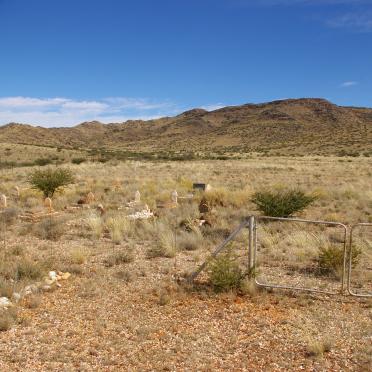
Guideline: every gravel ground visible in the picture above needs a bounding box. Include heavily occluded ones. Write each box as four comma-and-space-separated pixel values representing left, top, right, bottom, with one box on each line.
0, 233, 370, 372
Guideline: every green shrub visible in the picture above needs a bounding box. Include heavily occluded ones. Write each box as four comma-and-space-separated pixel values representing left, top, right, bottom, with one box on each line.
251, 189, 316, 217
71, 157, 86, 164
34, 158, 53, 166
28, 167, 74, 197
317, 245, 362, 276
208, 252, 243, 291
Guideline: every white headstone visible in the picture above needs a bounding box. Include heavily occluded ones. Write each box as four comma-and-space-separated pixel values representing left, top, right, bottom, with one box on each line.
205, 184, 212, 192
0, 194, 7, 208
135, 190, 141, 203
44, 197, 53, 211
171, 190, 178, 203
14, 186, 20, 198
86, 191, 95, 204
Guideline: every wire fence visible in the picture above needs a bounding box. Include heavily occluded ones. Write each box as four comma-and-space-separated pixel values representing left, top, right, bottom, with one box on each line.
348, 223, 372, 297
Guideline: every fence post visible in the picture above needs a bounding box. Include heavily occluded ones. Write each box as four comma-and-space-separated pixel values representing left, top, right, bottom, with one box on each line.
248, 215, 255, 272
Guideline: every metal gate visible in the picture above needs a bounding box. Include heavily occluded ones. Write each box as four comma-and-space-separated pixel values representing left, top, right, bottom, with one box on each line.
189, 216, 371, 298
253, 216, 348, 295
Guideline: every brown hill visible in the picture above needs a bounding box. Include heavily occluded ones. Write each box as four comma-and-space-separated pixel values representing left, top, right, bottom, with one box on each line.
1, 98, 371, 156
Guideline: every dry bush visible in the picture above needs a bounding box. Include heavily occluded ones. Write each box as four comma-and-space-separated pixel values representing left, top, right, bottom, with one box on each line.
60, 263, 83, 275
114, 269, 135, 283
33, 217, 66, 241
69, 248, 89, 265
15, 258, 45, 280
78, 280, 102, 299
200, 188, 228, 208
106, 215, 133, 244
240, 279, 258, 296
104, 247, 135, 267
0, 310, 14, 332
87, 214, 103, 240
23, 294, 41, 309
306, 337, 333, 358
0, 208, 19, 226
178, 230, 204, 251
0, 278, 13, 298
147, 225, 176, 258
134, 220, 158, 240
10, 245, 24, 256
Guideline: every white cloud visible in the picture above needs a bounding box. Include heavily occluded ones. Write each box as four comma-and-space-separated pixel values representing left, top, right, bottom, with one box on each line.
340, 81, 359, 87
0, 96, 179, 127
201, 103, 226, 111
327, 12, 372, 32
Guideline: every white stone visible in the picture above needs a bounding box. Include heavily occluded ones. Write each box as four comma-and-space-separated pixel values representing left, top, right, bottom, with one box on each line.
48, 271, 58, 280
127, 209, 154, 220
44, 278, 56, 286
40, 285, 52, 292
0, 297, 12, 308
11, 292, 21, 303
22, 284, 39, 296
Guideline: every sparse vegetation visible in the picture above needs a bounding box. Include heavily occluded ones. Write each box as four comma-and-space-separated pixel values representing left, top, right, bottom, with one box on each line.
87, 214, 103, 240
106, 215, 133, 244
306, 338, 333, 358
0, 310, 16, 332
0, 156, 370, 370
70, 248, 88, 265
147, 226, 176, 258
104, 248, 134, 267
33, 217, 66, 241
15, 258, 45, 280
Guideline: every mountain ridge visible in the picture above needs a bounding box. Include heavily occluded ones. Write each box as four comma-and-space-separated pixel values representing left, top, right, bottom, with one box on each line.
1, 98, 371, 156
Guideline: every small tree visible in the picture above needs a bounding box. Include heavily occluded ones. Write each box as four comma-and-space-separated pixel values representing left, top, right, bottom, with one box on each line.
28, 167, 74, 197
251, 189, 316, 217
208, 252, 243, 291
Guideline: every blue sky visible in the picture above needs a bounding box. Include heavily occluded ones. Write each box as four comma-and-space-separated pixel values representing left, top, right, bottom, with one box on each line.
0, 0, 371, 127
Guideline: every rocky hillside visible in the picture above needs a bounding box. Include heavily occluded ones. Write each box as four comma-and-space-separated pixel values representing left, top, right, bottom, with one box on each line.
0, 98, 371, 156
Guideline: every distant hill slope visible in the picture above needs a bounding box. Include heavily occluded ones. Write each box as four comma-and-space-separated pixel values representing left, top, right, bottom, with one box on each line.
0, 98, 371, 156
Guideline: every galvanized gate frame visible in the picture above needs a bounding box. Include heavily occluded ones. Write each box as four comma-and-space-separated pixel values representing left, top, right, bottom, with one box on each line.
188, 218, 252, 282
189, 216, 371, 298
347, 223, 372, 298
253, 216, 348, 295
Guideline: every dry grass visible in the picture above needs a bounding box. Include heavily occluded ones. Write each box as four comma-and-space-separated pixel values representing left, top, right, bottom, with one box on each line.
0, 156, 370, 370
